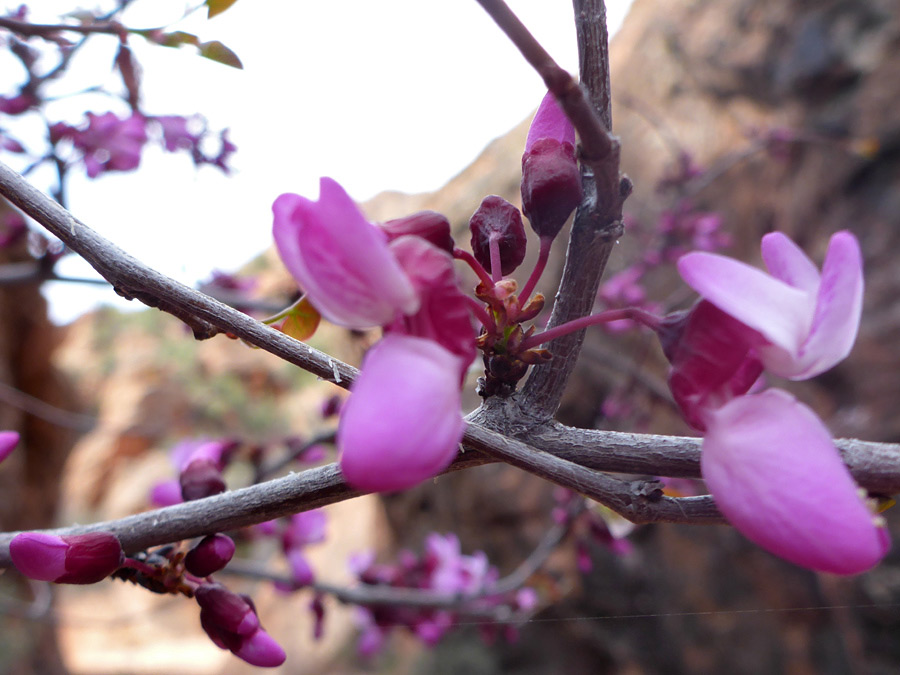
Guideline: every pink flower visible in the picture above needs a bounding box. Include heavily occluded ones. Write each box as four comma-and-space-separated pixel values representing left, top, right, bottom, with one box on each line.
338, 335, 465, 492
273, 178, 419, 327
702, 390, 889, 574
10, 532, 124, 584
0, 430, 19, 464
678, 231, 863, 379
67, 112, 148, 178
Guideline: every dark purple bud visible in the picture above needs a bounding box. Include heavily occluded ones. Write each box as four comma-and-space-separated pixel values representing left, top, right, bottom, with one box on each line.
521, 138, 582, 240
320, 394, 343, 418
10, 532, 124, 584
468, 195, 527, 276
381, 211, 454, 255
180, 458, 226, 501
195, 583, 260, 636
185, 534, 236, 577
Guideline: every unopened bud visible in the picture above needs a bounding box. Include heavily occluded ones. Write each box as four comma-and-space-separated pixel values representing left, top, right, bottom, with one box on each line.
10, 531, 124, 584
185, 534, 235, 577
381, 211, 454, 254
195, 583, 260, 636
521, 92, 582, 239
469, 195, 527, 276
180, 458, 226, 501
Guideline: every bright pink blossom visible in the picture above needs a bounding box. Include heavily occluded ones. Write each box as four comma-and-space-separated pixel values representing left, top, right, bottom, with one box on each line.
702, 390, 889, 574
273, 178, 419, 328
10, 531, 124, 584
678, 231, 863, 379
338, 335, 465, 492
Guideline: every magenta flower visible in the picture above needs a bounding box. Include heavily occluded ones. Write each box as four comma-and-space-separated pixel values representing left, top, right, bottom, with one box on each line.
0, 430, 19, 464
702, 390, 889, 574
678, 231, 863, 379
273, 178, 419, 328
10, 532, 124, 584
66, 112, 148, 178
338, 335, 465, 492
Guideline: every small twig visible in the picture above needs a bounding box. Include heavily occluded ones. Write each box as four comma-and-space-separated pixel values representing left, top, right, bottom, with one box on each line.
0, 381, 96, 432
0, 17, 124, 38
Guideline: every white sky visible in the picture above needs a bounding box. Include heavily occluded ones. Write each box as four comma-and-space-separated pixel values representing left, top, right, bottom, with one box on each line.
2, 1, 634, 324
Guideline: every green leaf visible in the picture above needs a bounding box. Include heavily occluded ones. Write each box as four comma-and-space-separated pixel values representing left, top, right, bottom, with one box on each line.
198, 40, 243, 69
206, 0, 240, 19
279, 299, 321, 342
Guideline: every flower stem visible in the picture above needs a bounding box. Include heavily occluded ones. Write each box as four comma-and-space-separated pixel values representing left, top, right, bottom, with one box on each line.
453, 248, 494, 288
464, 296, 496, 333
518, 235, 553, 306
519, 307, 661, 351
489, 233, 503, 283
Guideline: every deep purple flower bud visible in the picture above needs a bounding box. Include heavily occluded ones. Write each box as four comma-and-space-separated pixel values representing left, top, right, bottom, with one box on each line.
468, 195, 527, 276
195, 583, 260, 636
0, 430, 19, 464
521, 92, 582, 240
196, 583, 286, 667
10, 532, 124, 584
185, 534, 235, 577
381, 211, 454, 255
180, 458, 226, 501
0, 93, 34, 115
310, 594, 325, 640
320, 394, 343, 418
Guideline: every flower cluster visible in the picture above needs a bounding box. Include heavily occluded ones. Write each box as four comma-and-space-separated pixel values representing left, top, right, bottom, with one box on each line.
660, 231, 889, 574
273, 178, 475, 493
47, 112, 236, 179
348, 533, 537, 656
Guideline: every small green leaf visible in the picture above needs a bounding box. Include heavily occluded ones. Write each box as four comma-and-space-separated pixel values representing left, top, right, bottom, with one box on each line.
206, 0, 240, 19
199, 40, 243, 69
279, 299, 321, 342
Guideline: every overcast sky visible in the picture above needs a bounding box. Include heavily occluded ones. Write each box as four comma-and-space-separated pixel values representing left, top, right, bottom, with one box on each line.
3, 1, 634, 323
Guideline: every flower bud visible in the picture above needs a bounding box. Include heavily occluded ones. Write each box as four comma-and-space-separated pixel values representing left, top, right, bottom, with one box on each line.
180, 458, 226, 501
381, 211, 454, 254
468, 195, 527, 277
195, 583, 260, 636
10, 532, 124, 584
196, 583, 286, 667
521, 92, 582, 240
185, 534, 235, 577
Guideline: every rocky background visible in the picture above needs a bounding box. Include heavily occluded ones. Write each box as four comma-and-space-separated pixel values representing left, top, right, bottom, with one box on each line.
1, 0, 899, 673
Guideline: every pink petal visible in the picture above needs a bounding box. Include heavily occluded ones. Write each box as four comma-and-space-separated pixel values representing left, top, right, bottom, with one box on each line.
785, 231, 863, 379
525, 91, 575, 152
9, 532, 68, 581
272, 178, 418, 327
678, 251, 814, 355
338, 335, 465, 492
702, 390, 889, 575
233, 629, 286, 667
760, 232, 820, 294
